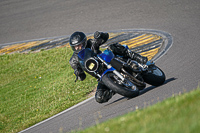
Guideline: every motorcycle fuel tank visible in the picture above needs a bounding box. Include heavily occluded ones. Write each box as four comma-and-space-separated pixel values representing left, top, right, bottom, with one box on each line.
99, 49, 115, 63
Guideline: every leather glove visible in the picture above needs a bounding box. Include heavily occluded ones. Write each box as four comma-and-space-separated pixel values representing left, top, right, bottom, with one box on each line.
74, 68, 86, 82
74, 68, 82, 77
94, 31, 109, 40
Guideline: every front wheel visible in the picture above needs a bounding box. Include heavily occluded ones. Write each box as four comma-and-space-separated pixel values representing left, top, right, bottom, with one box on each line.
142, 65, 165, 86
102, 73, 139, 98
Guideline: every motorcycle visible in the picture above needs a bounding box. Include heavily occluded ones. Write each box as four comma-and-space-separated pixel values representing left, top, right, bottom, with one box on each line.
77, 46, 165, 98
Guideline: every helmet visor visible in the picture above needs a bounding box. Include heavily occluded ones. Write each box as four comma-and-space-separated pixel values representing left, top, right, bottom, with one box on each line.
71, 38, 87, 53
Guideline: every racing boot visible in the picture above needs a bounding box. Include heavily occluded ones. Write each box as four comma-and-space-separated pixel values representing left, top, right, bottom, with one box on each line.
95, 83, 115, 103
126, 49, 148, 64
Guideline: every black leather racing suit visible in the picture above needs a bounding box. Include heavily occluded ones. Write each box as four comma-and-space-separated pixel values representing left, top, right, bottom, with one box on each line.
69, 32, 147, 103
69, 32, 113, 103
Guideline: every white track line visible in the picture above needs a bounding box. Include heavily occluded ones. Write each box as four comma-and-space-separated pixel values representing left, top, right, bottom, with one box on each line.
19, 96, 94, 133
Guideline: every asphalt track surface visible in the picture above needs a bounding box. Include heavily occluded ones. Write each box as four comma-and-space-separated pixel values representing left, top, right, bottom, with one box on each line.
0, 0, 200, 132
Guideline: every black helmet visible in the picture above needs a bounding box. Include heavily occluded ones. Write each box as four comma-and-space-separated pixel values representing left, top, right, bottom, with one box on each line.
69, 31, 87, 53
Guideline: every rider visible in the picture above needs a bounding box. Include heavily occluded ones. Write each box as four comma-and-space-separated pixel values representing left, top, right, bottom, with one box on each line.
69, 31, 148, 103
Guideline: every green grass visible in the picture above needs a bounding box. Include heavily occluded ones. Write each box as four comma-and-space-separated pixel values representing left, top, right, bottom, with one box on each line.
1, 47, 200, 133
0, 48, 97, 133
78, 88, 200, 133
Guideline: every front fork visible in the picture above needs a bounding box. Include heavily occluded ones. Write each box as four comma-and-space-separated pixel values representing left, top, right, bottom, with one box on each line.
97, 55, 125, 81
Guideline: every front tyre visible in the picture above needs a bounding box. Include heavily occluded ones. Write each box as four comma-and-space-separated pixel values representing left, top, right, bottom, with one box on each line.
102, 73, 139, 98
142, 65, 165, 86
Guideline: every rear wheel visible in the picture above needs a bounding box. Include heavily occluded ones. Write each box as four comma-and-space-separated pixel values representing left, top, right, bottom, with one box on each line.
102, 73, 139, 98
142, 65, 165, 86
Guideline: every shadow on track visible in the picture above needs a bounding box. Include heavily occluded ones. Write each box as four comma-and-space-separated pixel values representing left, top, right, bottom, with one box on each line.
139, 77, 177, 95
105, 77, 177, 106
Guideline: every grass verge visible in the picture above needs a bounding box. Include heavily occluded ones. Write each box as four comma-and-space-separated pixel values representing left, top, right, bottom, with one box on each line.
78, 88, 200, 133
0, 48, 97, 133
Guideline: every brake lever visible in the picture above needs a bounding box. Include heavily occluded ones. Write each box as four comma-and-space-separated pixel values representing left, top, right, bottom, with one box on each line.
138, 63, 148, 71
146, 60, 155, 66
142, 64, 148, 70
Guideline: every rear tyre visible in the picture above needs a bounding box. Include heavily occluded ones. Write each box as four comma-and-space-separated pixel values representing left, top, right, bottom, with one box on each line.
142, 65, 165, 86
102, 73, 139, 98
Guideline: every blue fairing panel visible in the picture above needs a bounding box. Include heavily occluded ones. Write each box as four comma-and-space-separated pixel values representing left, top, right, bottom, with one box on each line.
101, 67, 115, 79
99, 49, 114, 63
78, 49, 85, 61
123, 44, 129, 49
